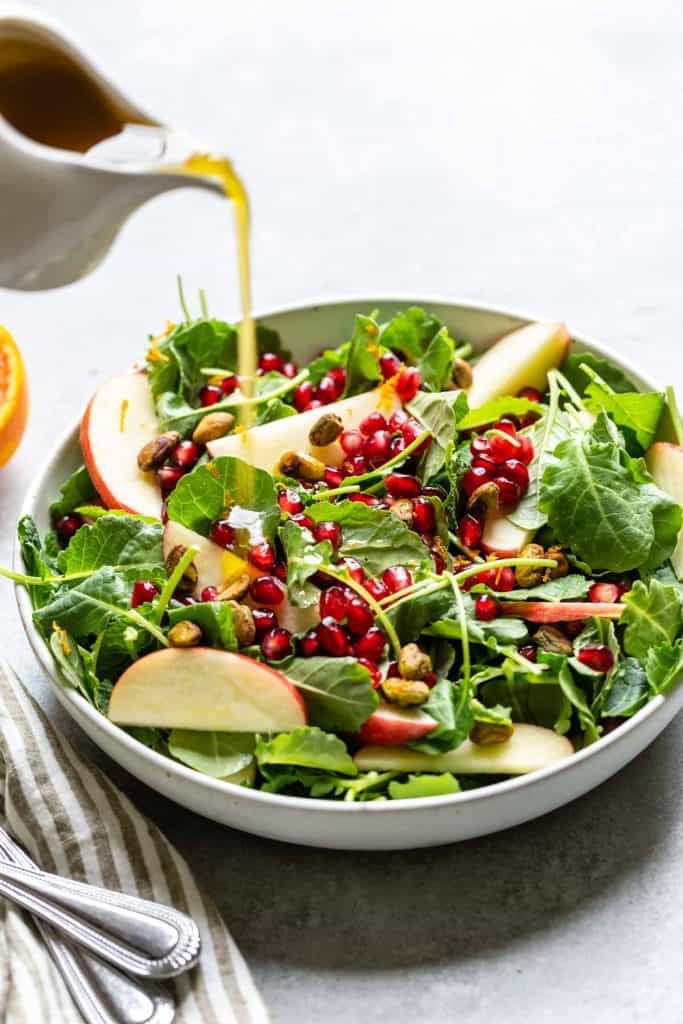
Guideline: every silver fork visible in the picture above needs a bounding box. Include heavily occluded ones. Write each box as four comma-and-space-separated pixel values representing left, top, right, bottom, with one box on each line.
0, 825, 174, 1024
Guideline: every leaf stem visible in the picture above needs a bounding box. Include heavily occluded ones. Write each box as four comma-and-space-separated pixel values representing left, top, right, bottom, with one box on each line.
155, 546, 198, 621
578, 361, 614, 395
311, 429, 431, 500
177, 274, 191, 322
450, 576, 470, 688
321, 565, 402, 660
550, 368, 584, 412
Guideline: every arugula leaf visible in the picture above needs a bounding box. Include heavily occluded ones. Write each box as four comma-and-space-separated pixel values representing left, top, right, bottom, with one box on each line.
306, 347, 347, 386
508, 410, 572, 531
562, 352, 637, 396
168, 731, 254, 778
388, 773, 460, 799
49, 628, 89, 697
418, 328, 455, 392
408, 389, 468, 481
494, 575, 590, 602
585, 383, 664, 452
17, 516, 59, 612
167, 456, 279, 540
458, 396, 545, 432
282, 656, 378, 731
279, 521, 334, 608
59, 515, 163, 574
387, 586, 454, 643
94, 617, 157, 680
257, 398, 297, 425
645, 639, 683, 694
146, 319, 238, 400
470, 699, 513, 726
540, 652, 600, 744
167, 601, 237, 650
426, 608, 529, 647
308, 501, 429, 575
49, 465, 97, 519
621, 579, 682, 660
255, 727, 357, 776
601, 658, 649, 717
342, 315, 381, 397
479, 675, 572, 734
409, 678, 474, 754
379, 307, 443, 361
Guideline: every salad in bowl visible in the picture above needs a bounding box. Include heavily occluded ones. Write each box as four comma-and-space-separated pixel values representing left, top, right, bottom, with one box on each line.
6, 302, 683, 805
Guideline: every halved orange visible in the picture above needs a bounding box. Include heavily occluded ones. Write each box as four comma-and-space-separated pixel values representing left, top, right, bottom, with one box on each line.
0, 326, 28, 467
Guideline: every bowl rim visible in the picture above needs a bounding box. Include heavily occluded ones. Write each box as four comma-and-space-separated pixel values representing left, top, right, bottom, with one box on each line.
13, 293, 676, 816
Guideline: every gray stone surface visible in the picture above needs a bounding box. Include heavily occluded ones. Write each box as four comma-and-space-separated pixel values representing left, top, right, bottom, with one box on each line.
1, 1, 682, 1020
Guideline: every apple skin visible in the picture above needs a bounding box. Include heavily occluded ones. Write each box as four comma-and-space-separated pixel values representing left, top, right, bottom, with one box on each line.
108, 647, 307, 732
207, 387, 400, 473
80, 372, 161, 518
501, 601, 623, 622
480, 513, 534, 557
467, 321, 571, 409
646, 441, 683, 579
354, 723, 573, 775
358, 702, 437, 746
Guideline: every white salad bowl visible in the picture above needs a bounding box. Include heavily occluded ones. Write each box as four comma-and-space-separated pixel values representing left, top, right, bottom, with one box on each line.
14, 297, 683, 850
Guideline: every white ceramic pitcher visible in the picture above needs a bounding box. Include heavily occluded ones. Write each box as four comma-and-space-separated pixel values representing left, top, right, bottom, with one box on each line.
0, 7, 223, 290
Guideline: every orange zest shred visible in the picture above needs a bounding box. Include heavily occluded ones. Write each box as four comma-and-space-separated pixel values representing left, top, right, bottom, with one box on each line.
207, 463, 220, 479
52, 621, 71, 656
377, 375, 400, 412
119, 398, 129, 433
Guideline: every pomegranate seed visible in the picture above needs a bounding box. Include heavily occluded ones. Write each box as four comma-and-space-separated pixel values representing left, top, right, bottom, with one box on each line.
249, 575, 285, 606
472, 454, 498, 475
388, 409, 410, 432
355, 627, 387, 663
489, 432, 520, 463
278, 488, 304, 515
401, 418, 430, 454
220, 374, 239, 395
248, 541, 276, 572
502, 459, 529, 493
340, 429, 363, 456
199, 384, 222, 407
346, 598, 374, 635
360, 412, 388, 436
565, 620, 585, 637
363, 430, 392, 466
519, 413, 540, 428
422, 485, 446, 499
470, 436, 492, 458
273, 561, 287, 582
358, 657, 382, 687
396, 367, 421, 402
293, 381, 313, 411
386, 660, 400, 678
303, 400, 323, 412
517, 387, 543, 402
349, 492, 381, 506
55, 514, 83, 544
382, 565, 413, 594
318, 616, 349, 656
589, 582, 620, 604
494, 477, 521, 509
209, 519, 236, 549
432, 549, 446, 574
324, 467, 345, 487
577, 644, 614, 673
463, 465, 492, 496
497, 418, 518, 435
475, 594, 500, 621
252, 607, 277, 639
157, 466, 185, 497
517, 436, 535, 465
313, 521, 342, 549
365, 577, 390, 601
316, 376, 338, 404
180, 596, 197, 606
282, 361, 299, 379
380, 352, 402, 379
342, 454, 368, 477
328, 367, 347, 394
290, 513, 314, 530
339, 556, 365, 584
299, 629, 321, 657
131, 580, 160, 608
458, 513, 483, 548
171, 440, 201, 470
259, 352, 285, 374
261, 627, 292, 660
320, 586, 350, 621
464, 566, 497, 589
492, 566, 516, 592
200, 586, 219, 602
617, 578, 633, 598
385, 473, 421, 499
413, 496, 436, 533
519, 644, 537, 662
388, 435, 406, 459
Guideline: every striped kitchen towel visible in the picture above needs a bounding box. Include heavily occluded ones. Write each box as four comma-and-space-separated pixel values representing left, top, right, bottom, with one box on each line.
0, 658, 268, 1023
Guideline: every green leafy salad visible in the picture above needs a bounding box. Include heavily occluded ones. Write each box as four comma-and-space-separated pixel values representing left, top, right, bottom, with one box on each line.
5, 303, 683, 803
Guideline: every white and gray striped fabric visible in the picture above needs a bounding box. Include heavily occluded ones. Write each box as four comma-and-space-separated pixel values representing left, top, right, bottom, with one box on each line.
0, 659, 268, 1024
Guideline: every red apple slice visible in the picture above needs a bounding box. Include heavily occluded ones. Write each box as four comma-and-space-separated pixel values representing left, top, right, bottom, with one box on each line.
206, 386, 400, 473
108, 647, 307, 731
467, 321, 571, 408
80, 373, 161, 518
646, 441, 683, 578
354, 723, 573, 775
501, 601, 623, 622
162, 520, 252, 596
481, 512, 534, 556
358, 702, 437, 746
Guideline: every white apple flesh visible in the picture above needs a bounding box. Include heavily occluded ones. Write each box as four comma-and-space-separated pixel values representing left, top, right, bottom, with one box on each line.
480, 512, 534, 557
108, 647, 307, 731
162, 520, 252, 595
357, 702, 437, 746
467, 321, 571, 409
646, 442, 683, 579
80, 373, 161, 518
354, 723, 573, 775
207, 387, 400, 473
